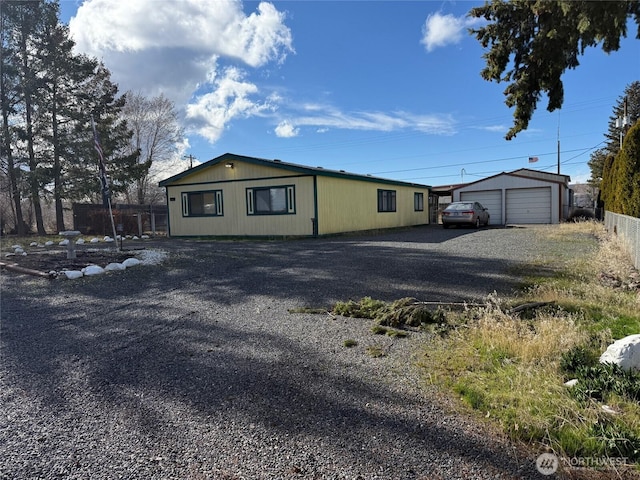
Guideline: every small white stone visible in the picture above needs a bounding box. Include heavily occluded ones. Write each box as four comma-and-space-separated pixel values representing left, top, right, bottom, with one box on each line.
76, 238, 85, 244
82, 265, 105, 276
59, 239, 69, 246
62, 270, 83, 279
90, 238, 100, 243
30, 242, 38, 247
104, 262, 126, 271
45, 241, 54, 246
122, 258, 141, 268
564, 379, 578, 387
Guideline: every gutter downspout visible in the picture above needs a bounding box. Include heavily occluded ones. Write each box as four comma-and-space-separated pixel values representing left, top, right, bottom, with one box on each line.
312, 175, 319, 237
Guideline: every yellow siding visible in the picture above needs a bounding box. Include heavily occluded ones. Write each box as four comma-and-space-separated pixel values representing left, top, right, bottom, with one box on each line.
164, 158, 430, 237
166, 174, 315, 237
171, 161, 298, 185
316, 176, 429, 235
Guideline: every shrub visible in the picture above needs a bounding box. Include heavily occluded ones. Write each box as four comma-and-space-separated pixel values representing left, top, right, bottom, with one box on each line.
559, 345, 599, 376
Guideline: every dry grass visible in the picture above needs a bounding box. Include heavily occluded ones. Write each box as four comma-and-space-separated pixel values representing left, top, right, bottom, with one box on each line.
419, 222, 640, 474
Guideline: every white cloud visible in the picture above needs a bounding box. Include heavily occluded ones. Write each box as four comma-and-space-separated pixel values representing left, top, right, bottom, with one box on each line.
284, 104, 456, 135
185, 67, 274, 143
69, 0, 293, 114
421, 12, 480, 52
275, 120, 300, 138
70, 0, 293, 67
476, 125, 509, 133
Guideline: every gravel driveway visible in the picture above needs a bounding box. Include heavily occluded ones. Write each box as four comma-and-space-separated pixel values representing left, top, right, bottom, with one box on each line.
1, 226, 572, 479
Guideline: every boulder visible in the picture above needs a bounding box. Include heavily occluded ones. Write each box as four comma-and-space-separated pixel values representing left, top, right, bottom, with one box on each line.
599, 334, 640, 371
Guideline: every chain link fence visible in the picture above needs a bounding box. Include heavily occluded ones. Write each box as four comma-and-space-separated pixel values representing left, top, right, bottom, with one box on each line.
604, 211, 640, 269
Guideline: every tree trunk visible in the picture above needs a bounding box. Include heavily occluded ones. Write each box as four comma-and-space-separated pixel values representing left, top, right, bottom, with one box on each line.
0, 104, 25, 236
51, 86, 65, 231
25, 100, 46, 235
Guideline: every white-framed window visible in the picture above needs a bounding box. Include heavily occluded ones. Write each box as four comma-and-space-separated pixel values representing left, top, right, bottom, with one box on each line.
414, 192, 424, 211
246, 185, 295, 215
181, 190, 223, 217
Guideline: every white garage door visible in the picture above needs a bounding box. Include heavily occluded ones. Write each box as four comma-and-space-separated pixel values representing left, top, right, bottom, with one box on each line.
461, 190, 502, 225
506, 187, 551, 224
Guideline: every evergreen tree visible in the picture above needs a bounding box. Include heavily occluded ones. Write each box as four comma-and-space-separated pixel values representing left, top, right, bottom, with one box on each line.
617, 121, 640, 217
470, 1, 640, 140
588, 82, 640, 188
0, 0, 26, 234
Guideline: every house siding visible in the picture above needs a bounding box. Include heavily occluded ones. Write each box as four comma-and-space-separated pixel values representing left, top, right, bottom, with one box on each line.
316, 176, 430, 235
161, 154, 431, 237
165, 162, 316, 237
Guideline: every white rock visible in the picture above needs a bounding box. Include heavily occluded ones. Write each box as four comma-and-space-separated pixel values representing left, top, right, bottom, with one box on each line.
601, 405, 619, 415
11, 244, 21, 249
76, 238, 85, 244
30, 242, 38, 247
4, 253, 15, 257
104, 236, 114, 242
62, 270, 83, 279
14, 247, 24, 254
564, 379, 578, 387
90, 238, 100, 243
141, 235, 150, 239
599, 334, 640, 371
132, 236, 140, 240
59, 239, 69, 246
20, 252, 27, 256
45, 241, 54, 246
104, 262, 126, 271
122, 258, 141, 267
82, 265, 105, 276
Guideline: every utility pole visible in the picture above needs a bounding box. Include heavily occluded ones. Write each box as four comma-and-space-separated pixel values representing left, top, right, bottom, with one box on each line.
616, 96, 630, 148
184, 154, 196, 169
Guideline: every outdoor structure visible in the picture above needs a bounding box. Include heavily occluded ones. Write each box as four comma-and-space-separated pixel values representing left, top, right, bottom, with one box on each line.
447, 169, 571, 225
72, 203, 168, 236
158, 153, 431, 237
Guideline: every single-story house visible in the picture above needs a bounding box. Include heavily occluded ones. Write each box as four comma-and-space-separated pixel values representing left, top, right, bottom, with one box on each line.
158, 153, 432, 237
449, 169, 571, 225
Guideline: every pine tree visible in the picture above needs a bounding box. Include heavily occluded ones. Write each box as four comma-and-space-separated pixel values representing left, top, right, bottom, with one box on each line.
588, 82, 640, 188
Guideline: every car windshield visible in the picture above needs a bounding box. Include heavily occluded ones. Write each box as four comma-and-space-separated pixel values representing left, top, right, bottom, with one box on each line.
446, 203, 474, 211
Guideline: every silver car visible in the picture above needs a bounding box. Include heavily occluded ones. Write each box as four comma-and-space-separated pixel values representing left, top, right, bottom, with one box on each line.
441, 201, 490, 228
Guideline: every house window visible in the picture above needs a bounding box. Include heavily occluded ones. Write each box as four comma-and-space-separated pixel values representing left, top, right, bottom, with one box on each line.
247, 185, 295, 215
414, 192, 424, 211
378, 189, 396, 212
181, 190, 223, 217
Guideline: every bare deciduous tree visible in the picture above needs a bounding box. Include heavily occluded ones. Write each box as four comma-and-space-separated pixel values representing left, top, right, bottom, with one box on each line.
121, 92, 183, 205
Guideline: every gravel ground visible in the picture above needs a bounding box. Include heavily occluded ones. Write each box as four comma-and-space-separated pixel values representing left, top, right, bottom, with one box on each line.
0, 225, 590, 479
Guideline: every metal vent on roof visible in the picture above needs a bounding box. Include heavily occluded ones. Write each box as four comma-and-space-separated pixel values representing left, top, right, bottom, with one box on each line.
273, 159, 281, 162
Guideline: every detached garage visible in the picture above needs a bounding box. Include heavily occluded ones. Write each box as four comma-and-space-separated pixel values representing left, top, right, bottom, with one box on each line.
452, 169, 571, 225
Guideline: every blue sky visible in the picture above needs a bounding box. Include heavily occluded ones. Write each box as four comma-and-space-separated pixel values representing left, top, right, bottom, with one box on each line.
60, 0, 640, 186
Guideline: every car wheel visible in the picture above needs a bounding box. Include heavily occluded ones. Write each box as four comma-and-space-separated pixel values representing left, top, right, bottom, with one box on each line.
474, 218, 480, 228
485, 216, 490, 226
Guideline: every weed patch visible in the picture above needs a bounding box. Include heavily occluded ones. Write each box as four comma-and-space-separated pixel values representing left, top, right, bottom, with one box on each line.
332, 296, 446, 328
